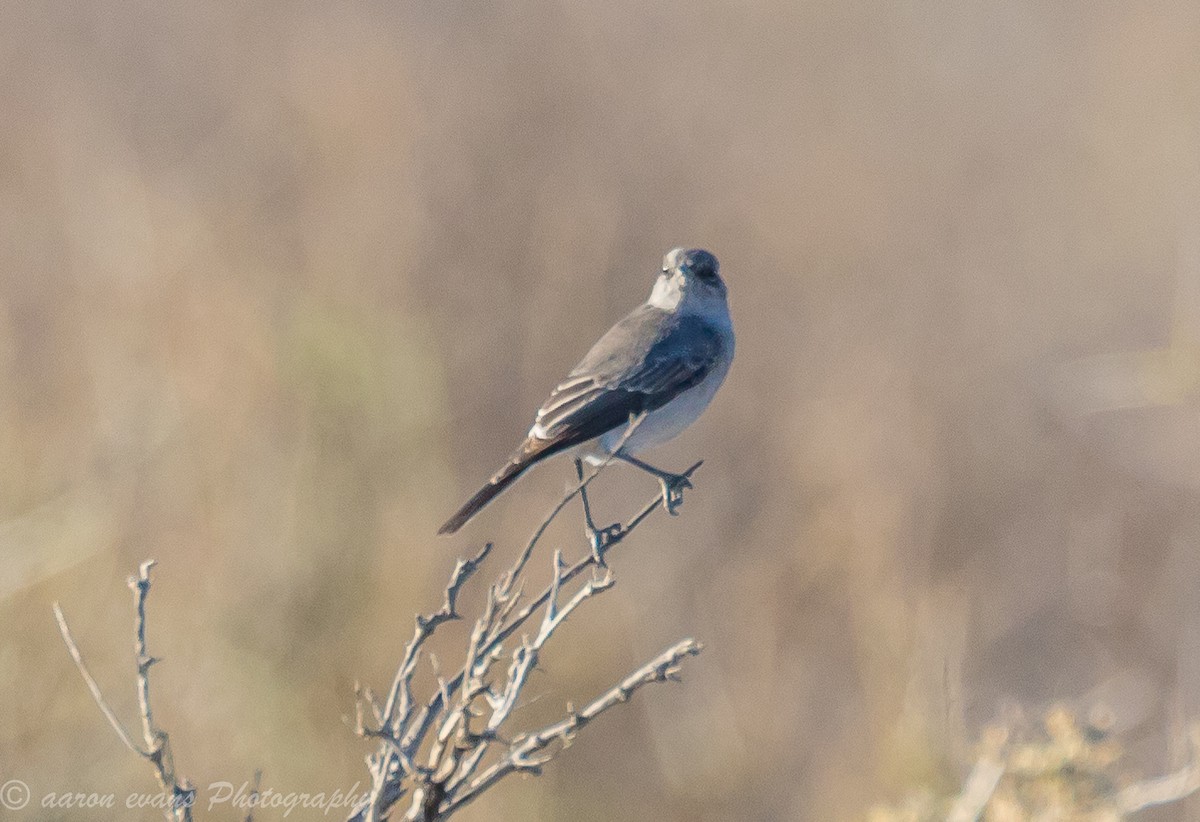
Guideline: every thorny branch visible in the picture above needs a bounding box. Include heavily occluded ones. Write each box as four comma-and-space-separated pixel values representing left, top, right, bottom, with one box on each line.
438, 637, 703, 817
390, 458, 703, 773
351, 447, 706, 821
54, 560, 195, 822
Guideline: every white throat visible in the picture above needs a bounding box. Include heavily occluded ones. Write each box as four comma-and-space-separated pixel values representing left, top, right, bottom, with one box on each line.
648, 274, 683, 311
647, 275, 731, 331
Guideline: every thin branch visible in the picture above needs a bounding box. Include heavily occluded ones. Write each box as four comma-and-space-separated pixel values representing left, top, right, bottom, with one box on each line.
438, 553, 614, 802
407, 550, 615, 821
350, 455, 705, 822
53, 604, 143, 755
381, 543, 493, 737
359, 543, 493, 821
945, 757, 1006, 822
1116, 726, 1200, 813
399, 460, 703, 761
440, 638, 703, 817
55, 559, 195, 822
131, 562, 179, 792
483, 551, 614, 736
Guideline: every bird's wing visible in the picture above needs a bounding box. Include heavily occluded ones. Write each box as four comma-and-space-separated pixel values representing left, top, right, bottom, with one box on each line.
529, 308, 723, 449
438, 307, 722, 535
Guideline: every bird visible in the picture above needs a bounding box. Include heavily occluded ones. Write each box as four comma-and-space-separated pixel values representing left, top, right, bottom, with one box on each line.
438, 247, 735, 538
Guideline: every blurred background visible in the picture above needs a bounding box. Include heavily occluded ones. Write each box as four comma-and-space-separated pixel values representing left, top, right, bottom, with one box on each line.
2, 0, 1200, 819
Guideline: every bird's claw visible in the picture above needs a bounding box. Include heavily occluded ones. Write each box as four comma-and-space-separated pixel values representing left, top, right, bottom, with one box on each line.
587, 523, 624, 566
659, 474, 693, 515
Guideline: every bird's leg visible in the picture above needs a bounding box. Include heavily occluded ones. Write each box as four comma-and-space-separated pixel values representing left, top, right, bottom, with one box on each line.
616, 454, 693, 515
574, 459, 622, 565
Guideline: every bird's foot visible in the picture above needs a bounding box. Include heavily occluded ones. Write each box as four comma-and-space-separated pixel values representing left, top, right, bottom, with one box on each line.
587, 523, 624, 566
658, 473, 693, 515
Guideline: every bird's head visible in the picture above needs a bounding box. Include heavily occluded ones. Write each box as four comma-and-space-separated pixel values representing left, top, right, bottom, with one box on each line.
651, 247, 727, 311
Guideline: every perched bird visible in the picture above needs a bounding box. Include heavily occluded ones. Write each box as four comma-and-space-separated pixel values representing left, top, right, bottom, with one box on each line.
438, 247, 735, 537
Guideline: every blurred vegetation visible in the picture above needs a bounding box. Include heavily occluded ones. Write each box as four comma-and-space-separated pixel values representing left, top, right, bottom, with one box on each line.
871, 707, 1199, 821
1, 1, 1200, 820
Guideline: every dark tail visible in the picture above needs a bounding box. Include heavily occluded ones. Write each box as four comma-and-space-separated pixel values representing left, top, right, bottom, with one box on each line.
438, 441, 551, 535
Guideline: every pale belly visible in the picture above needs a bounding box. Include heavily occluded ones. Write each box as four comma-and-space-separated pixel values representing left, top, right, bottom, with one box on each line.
579, 352, 732, 464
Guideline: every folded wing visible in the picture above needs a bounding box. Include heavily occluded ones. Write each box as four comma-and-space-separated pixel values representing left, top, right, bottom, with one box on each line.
531, 308, 723, 451
438, 306, 722, 535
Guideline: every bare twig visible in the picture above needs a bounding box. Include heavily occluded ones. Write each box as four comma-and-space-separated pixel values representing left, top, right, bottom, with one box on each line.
53, 605, 142, 755
396, 459, 704, 766
54, 447, 706, 822
357, 543, 493, 821
440, 638, 703, 817
54, 559, 195, 821
383, 544, 494, 737
482, 551, 615, 738
1116, 725, 1200, 813
407, 550, 616, 820
945, 757, 1006, 822
350, 450, 706, 822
